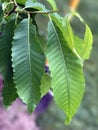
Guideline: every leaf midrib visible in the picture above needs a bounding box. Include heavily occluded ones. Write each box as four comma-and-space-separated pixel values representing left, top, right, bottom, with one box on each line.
27, 17, 33, 89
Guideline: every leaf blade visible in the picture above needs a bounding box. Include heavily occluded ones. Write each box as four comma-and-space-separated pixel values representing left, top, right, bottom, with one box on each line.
46, 20, 85, 124
12, 18, 45, 112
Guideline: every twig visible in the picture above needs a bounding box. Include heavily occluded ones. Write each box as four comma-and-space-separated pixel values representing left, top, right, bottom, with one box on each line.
15, 10, 58, 15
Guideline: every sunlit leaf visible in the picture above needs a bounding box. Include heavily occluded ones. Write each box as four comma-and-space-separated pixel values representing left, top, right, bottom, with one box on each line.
46, 19, 85, 124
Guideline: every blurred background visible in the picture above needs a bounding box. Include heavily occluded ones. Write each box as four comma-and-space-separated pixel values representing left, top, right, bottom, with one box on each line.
0, 0, 98, 130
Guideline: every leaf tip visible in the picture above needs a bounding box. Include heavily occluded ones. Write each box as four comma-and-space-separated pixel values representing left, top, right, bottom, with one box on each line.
65, 116, 72, 125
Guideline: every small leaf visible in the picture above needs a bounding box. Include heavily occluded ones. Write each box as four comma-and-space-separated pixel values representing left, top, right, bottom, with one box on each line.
73, 24, 93, 60
16, 0, 27, 4
82, 24, 93, 59
2, 2, 15, 15
12, 17, 45, 112
25, 1, 48, 12
46, 19, 85, 124
47, 0, 57, 11
40, 72, 51, 97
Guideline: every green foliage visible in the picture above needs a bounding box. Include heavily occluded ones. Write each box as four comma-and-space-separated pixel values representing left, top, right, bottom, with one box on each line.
0, 0, 93, 125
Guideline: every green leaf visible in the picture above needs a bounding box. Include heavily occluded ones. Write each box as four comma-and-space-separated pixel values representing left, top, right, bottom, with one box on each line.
40, 72, 51, 97
2, 80, 18, 108
1, 0, 10, 2
12, 17, 45, 112
46, 20, 85, 124
73, 24, 93, 60
0, 18, 15, 82
82, 24, 93, 59
25, 1, 48, 12
16, 0, 27, 4
2, 2, 15, 14
0, 18, 18, 107
47, 0, 57, 11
